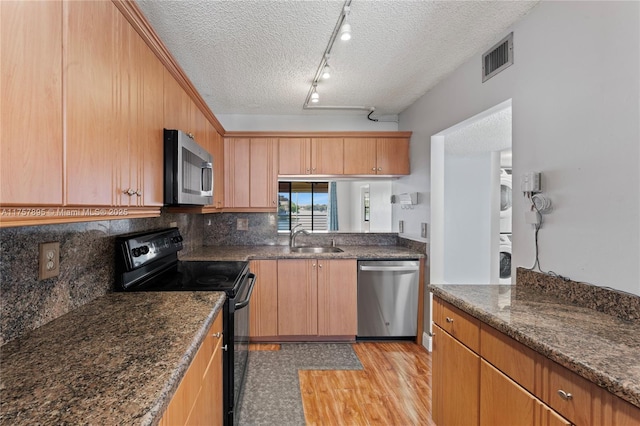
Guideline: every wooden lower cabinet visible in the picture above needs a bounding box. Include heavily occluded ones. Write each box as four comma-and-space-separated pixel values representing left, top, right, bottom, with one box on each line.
248, 260, 278, 338
274, 259, 357, 338
160, 314, 223, 426
433, 296, 640, 426
433, 324, 480, 426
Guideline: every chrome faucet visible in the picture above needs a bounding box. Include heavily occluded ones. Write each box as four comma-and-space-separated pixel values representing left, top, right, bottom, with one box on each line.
290, 224, 310, 248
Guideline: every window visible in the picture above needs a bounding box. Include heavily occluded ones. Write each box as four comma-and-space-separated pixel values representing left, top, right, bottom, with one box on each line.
278, 182, 329, 231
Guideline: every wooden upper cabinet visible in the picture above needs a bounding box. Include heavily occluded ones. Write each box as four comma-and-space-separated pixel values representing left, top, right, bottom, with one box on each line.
163, 69, 182, 131
225, 138, 277, 210
1, 1, 63, 205
278, 138, 311, 175
343, 137, 409, 175
343, 138, 377, 175
249, 138, 278, 208
65, 0, 120, 206
224, 138, 250, 208
311, 138, 343, 174
132, 27, 164, 207
376, 138, 409, 175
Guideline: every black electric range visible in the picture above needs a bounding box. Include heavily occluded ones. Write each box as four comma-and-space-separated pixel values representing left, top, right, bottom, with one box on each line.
114, 228, 255, 426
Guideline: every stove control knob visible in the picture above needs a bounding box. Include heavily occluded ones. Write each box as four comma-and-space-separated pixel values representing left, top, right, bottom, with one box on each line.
171, 236, 183, 244
139, 245, 150, 255
132, 248, 141, 257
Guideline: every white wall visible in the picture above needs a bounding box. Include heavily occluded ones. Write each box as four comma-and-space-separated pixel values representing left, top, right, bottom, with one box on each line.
443, 153, 497, 284
218, 114, 399, 131
398, 1, 640, 295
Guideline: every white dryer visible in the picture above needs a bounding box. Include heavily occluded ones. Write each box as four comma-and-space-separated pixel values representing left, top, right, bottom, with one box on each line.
500, 169, 512, 233
499, 234, 512, 284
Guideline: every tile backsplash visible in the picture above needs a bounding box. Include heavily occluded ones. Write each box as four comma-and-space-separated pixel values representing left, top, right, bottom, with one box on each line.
0, 213, 203, 345
203, 212, 402, 247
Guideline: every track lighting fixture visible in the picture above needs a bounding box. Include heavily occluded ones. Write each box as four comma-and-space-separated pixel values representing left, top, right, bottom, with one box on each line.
322, 63, 331, 79
304, 0, 377, 114
340, 6, 352, 41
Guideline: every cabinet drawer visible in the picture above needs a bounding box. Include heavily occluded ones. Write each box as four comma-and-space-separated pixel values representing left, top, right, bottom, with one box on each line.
543, 359, 593, 425
437, 299, 480, 353
480, 323, 537, 393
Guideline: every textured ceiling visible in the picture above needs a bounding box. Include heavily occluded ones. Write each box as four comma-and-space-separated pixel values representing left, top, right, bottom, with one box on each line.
445, 106, 512, 155
136, 0, 538, 117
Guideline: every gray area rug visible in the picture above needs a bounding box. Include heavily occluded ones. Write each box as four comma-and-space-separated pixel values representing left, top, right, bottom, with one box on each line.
238, 343, 363, 426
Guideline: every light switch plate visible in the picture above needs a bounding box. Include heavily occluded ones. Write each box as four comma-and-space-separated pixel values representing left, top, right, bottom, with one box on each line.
237, 218, 249, 231
39, 241, 60, 280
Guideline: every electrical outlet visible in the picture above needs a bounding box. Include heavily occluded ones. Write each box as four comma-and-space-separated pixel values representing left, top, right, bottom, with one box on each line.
39, 242, 60, 280
237, 218, 249, 231
399, 220, 404, 233
421, 223, 428, 238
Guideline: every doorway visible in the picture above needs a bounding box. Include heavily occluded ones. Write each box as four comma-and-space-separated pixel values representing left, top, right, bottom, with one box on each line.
430, 99, 513, 285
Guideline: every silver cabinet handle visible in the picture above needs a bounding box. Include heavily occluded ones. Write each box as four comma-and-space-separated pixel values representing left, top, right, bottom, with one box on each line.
372, 167, 376, 171
123, 188, 136, 196
212, 332, 221, 338
446, 317, 454, 323
318, 264, 323, 268
557, 390, 573, 401
222, 344, 228, 351
377, 167, 382, 171
135, 190, 142, 197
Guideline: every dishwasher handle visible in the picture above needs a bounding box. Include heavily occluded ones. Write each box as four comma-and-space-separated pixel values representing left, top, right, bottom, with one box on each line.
359, 265, 419, 272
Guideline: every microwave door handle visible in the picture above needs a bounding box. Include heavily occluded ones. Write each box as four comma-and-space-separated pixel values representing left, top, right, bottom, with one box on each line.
201, 162, 213, 192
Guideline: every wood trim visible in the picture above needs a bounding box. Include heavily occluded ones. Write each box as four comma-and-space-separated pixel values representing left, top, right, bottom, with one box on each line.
224, 131, 413, 138
220, 207, 276, 213
112, 0, 225, 135
0, 206, 161, 228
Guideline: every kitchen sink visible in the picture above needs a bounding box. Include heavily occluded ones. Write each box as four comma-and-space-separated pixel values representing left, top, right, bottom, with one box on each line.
290, 246, 344, 253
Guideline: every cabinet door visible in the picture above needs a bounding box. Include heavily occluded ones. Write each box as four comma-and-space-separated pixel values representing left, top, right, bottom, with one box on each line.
224, 138, 250, 208
278, 138, 310, 175
439, 328, 480, 426
129, 24, 163, 207
186, 336, 223, 426
311, 138, 343, 174
317, 259, 357, 336
249, 139, 278, 208
1, 1, 63, 205
277, 259, 317, 336
376, 138, 409, 175
66, 0, 121, 206
343, 138, 377, 175
480, 359, 535, 426
249, 260, 278, 338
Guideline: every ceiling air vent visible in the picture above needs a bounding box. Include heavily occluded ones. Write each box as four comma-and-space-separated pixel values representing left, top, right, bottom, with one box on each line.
482, 32, 513, 82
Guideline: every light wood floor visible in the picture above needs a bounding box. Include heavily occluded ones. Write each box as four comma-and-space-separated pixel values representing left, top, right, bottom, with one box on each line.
299, 342, 435, 426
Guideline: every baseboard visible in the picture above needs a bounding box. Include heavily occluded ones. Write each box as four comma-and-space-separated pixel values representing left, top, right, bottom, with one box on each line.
422, 332, 433, 352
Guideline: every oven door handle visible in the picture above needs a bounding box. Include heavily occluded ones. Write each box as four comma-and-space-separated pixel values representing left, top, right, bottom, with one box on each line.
234, 273, 256, 310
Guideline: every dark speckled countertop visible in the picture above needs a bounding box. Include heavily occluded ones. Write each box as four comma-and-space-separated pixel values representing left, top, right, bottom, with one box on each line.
181, 245, 424, 261
430, 284, 640, 409
0, 292, 225, 425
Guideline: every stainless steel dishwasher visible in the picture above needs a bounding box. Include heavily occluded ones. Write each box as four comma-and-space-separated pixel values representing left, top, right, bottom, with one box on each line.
357, 260, 420, 339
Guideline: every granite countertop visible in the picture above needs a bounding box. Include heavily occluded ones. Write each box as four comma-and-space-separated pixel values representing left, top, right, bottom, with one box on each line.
430, 284, 640, 408
181, 245, 424, 261
0, 292, 225, 425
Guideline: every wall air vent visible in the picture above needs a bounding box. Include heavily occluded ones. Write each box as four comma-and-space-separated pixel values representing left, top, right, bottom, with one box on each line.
482, 32, 513, 82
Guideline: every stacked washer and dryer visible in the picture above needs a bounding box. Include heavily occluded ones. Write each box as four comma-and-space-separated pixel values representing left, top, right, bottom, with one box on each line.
499, 168, 513, 284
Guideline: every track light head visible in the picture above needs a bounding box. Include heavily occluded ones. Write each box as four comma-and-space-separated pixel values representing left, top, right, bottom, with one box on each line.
311, 85, 319, 103
340, 21, 351, 41
322, 63, 331, 79
340, 5, 351, 41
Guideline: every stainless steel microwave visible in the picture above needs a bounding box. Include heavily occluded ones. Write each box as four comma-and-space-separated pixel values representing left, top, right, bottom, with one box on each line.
164, 129, 213, 206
